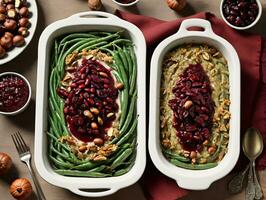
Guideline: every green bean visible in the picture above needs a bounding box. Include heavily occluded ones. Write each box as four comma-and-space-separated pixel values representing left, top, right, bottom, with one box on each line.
72, 160, 100, 171
110, 148, 133, 170
49, 155, 74, 169
55, 169, 111, 177
129, 46, 137, 95
113, 161, 134, 176
116, 118, 137, 146
170, 159, 218, 170
88, 165, 107, 173
59, 33, 98, 45
120, 90, 137, 134
124, 47, 133, 82
118, 49, 129, 74
162, 148, 190, 162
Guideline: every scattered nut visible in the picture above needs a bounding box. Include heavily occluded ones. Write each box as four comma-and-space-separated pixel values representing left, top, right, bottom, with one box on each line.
83, 110, 93, 118
97, 117, 103, 126
91, 122, 98, 130
203, 140, 209, 145
6, 4, 15, 10
183, 100, 193, 109
7, 9, 16, 18
19, 17, 30, 27
107, 113, 114, 118
202, 52, 210, 60
208, 146, 216, 154
78, 146, 87, 153
12, 35, 25, 47
93, 137, 104, 146
0, 6, 6, 14
0, 34, 13, 49
0, 13, 6, 21
166, 0, 187, 12
19, 6, 28, 17
191, 158, 196, 164
4, 19, 17, 31
88, 0, 102, 10
115, 82, 124, 90
190, 151, 197, 159
90, 107, 99, 115
99, 72, 108, 78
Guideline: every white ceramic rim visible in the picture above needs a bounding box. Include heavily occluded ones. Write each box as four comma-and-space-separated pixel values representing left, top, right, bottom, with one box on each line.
0, 71, 31, 115
35, 11, 146, 197
220, 0, 262, 30
149, 18, 241, 190
112, 0, 139, 7
0, 0, 38, 65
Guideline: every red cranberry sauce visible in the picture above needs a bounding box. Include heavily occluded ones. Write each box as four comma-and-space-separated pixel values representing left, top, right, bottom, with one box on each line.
168, 64, 215, 152
0, 74, 29, 112
223, 0, 258, 27
57, 58, 119, 143
115, 0, 136, 4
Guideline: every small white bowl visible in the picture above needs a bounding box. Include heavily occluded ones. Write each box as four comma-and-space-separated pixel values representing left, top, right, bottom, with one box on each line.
0, 72, 31, 115
112, 0, 139, 7
220, 0, 262, 30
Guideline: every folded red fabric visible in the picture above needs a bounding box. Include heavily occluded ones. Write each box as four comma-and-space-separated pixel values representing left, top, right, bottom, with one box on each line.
115, 10, 266, 200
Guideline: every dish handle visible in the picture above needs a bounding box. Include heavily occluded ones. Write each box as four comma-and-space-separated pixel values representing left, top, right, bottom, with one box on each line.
177, 18, 215, 36
69, 187, 118, 197
67, 11, 121, 21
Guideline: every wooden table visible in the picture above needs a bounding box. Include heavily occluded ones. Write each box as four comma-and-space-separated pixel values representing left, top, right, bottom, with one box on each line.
0, 0, 266, 199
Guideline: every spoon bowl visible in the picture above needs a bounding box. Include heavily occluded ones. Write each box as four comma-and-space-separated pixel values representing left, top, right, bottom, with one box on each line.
242, 127, 264, 161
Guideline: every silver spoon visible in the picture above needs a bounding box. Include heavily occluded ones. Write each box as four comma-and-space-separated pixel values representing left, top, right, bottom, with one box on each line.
228, 127, 264, 199
243, 128, 264, 200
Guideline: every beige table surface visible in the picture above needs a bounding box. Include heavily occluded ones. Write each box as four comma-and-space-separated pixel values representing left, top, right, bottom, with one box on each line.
0, 0, 266, 199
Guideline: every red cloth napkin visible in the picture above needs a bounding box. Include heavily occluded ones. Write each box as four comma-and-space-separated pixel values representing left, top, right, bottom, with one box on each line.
115, 10, 266, 200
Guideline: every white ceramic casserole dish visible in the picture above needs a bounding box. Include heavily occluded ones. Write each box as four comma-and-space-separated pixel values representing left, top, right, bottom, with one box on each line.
149, 18, 240, 190
35, 11, 146, 197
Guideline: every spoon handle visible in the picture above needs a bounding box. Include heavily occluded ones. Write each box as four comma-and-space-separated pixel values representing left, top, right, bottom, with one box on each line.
253, 162, 263, 200
228, 164, 249, 194
246, 162, 255, 200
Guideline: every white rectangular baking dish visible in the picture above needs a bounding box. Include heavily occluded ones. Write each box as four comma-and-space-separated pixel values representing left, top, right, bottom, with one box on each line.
35, 11, 146, 197
149, 19, 240, 190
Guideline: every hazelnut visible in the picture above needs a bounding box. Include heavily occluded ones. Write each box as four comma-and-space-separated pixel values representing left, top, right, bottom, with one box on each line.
83, 110, 93, 118
0, 45, 6, 58
183, 100, 193, 109
6, 4, 15, 10
19, 6, 28, 17
78, 146, 87, 153
7, 9, 17, 18
0, 13, 6, 21
18, 27, 29, 37
93, 137, 104, 146
0, 34, 13, 49
4, 19, 17, 31
19, 17, 30, 27
190, 151, 197, 159
90, 107, 99, 115
0, 6, 6, 14
12, 35, 25, 47
5, 32, 13, 38
91, 122, 98, 130
88, 0, 102, 10
115, 82, 124, 90
208, 146, 216, 154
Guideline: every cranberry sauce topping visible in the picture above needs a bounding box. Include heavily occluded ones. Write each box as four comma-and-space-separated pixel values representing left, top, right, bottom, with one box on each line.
0, 74, 29, 112
168, 64, 215, 151
223, 0, 259, 27
115, 0, 136, 4
57, 58, 119, 143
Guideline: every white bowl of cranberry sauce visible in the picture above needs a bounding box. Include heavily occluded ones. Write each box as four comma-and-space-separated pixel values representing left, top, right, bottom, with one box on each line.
0, 72, 31, 115
220, 0, 262, 30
